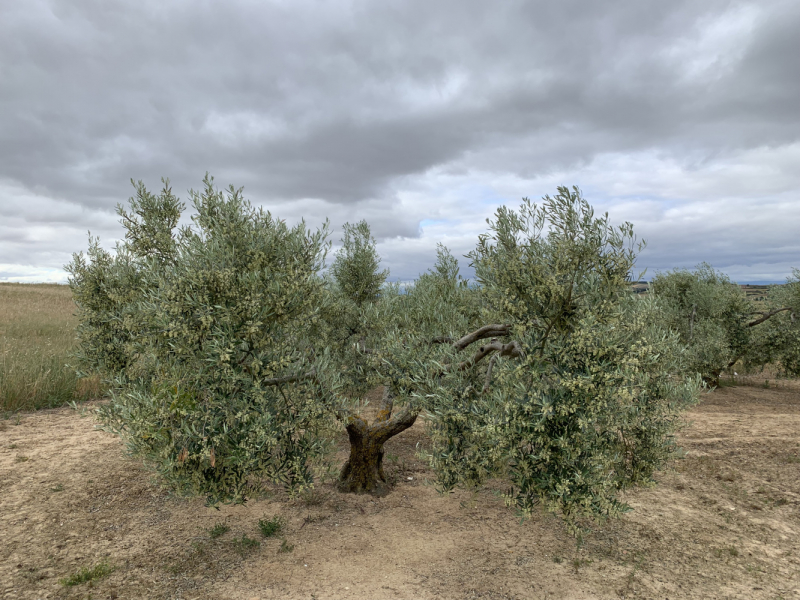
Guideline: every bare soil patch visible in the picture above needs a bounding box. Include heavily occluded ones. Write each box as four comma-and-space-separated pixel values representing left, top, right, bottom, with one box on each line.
2, 381, 799, 600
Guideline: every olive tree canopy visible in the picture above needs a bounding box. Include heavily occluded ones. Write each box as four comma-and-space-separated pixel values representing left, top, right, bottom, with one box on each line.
357, 187, 700, 530
68, 179, 700, 533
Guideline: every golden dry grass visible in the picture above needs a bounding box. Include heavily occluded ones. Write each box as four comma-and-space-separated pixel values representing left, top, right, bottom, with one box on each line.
0, 282, 100, 413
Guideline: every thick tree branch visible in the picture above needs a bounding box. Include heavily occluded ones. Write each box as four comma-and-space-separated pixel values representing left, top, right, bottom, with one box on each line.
451, 324, 513, 351
343, 400, 417, 446
726, 355, 742, 370
747, 307, 793, 328
459, 339, 525, 372
359, 324, 515, 356
261, 367, 317, 386
371, 406, 419, 445
344, 413, 370, 436
374, 385, 394, 423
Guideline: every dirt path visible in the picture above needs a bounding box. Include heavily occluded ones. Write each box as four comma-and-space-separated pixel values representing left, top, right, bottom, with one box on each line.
1, 382, 799, 600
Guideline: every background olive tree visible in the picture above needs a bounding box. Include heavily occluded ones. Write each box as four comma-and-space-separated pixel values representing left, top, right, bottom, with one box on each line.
752, 270, 800, 375
650, 264, 799, 385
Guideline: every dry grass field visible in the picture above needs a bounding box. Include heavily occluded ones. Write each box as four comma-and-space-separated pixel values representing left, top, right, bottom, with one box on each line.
1, 376, 798, 600
0, 283, 100, 413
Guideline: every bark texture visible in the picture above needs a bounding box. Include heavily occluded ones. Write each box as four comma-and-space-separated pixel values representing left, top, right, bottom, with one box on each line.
338, 386, 417, 496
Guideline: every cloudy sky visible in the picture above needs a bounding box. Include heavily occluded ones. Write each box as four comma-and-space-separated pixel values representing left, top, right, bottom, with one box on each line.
1, 0, 798, 286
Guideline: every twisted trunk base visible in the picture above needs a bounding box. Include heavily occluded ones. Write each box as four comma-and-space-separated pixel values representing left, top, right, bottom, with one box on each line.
338, 433, 390, 496
338, 386, 417, 496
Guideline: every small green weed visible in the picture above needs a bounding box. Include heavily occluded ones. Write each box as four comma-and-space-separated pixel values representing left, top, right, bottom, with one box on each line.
59, 561, 115, 586
279, 538, 295, 553
9, 442, 17, 449
208, 522, 230, 539
231, 535, 260, 557
552, 555, 563, 564
15, 455, 29, 463
50, 483, 64, 492
258, 515, 285, 538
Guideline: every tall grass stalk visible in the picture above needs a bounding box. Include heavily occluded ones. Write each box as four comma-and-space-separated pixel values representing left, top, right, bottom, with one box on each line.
0, 282, 100, 413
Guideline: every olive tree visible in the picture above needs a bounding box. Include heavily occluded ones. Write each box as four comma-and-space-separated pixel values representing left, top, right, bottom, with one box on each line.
301, 219, 430, 494
357, 187, 700, 531
69, 176, 346, 503
751, 270, 800, 375
328, 241, 488, 494
329, 220, 390, 307
68, 179, 699, 534
650, 264, 799, 384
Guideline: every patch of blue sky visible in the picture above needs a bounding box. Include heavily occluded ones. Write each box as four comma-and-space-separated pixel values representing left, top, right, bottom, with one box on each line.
419, 218, 449, 229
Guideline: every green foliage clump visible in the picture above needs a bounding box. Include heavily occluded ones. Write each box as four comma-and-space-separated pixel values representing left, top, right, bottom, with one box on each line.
329, 220, 389, 308
308, 220, 397, 406
749, 269, 800, 376
231, 534, 261, 556
68, 175, 343, 505
651, 264, 800, 383
650, 264, 752, 384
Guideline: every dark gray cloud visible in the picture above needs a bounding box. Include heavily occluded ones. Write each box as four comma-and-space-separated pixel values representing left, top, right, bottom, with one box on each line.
1, 0, 798, 284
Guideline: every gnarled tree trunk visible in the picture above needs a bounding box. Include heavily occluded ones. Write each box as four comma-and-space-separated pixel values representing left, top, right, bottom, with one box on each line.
338, 386, 417, 496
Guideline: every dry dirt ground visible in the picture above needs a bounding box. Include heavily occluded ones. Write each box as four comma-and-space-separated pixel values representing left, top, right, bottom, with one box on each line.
2, 378, 799, 600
